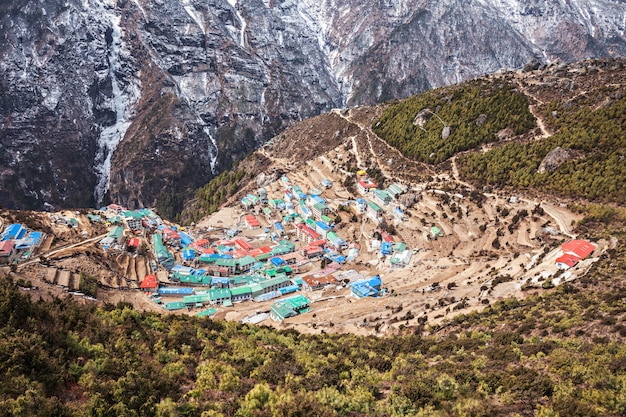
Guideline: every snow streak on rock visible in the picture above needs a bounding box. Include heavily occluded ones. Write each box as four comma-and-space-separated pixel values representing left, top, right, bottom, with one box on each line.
226, 0, 246, 47
182, 0, 206, 34
93, 6, 139, 205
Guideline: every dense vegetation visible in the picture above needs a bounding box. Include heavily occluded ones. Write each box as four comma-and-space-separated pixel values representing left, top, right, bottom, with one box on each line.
1, 208, 625, 416
183, 167, 248, 223
372, 80, 535, 163
458, 89, 626, 204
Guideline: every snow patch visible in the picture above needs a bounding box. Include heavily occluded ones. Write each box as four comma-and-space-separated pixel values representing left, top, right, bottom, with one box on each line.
182, 0, 206, 34
296, 2, 329, 55
226, 0, 247, 47
130, 0, 148, 20
93, 9, 140, 205
204, 126, 219, 173
41, 84, 62, 111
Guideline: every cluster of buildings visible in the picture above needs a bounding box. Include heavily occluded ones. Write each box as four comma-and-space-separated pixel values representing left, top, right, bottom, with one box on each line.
0, 223, 45, 264
2, 170, 413, 323
136, 173, 404, 321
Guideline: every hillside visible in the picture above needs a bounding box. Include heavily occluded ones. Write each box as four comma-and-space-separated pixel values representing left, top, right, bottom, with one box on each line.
1, 58, 626, 416
2, 0, 626, 214
0, 209, 625, 416
373, 58, 626, 205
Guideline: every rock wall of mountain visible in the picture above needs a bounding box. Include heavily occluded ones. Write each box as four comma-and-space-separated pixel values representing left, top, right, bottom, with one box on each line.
0, 0, 624, 213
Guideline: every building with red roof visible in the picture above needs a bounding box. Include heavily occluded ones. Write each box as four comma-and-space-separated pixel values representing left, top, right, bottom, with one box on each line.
0, 240, 15, 264
231, 248, 248, 259
302, 274, 338, 291
357, 178, 378, 195
245, 215, 260, 229
162, 228, 181, 244
301, 245, 325, 259
249, 246, 271, 257
234, 238, 252, 251
562, 240, 596, 260
140, 274, 159, 292
127, 237, 141, 250
555, 254, 580, 269
191, 239, 211, 250
296, 223, 321, 244
381, 231, 395, 243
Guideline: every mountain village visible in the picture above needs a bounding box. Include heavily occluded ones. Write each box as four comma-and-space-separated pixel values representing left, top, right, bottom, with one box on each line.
0, 135, 603, 334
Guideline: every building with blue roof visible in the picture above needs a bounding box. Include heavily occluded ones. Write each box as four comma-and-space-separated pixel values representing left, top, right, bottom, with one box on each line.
315, 221, 331, 238
179, 232, 194, 246
270, 257, 285, 266
182, 249, 195, 261
381, 241, 392, 256
158, 287, 195, 295
350, 276, 382, 298
1, 224, 26, 241
355, 199, 367, 213
14, 232, 44, 250
274, 221, 285, 236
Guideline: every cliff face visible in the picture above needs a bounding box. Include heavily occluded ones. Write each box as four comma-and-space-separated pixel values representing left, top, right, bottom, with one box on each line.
1, 0, 625, 213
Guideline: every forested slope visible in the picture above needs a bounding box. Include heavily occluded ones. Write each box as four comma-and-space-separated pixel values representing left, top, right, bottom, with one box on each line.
373, 58, 626, 205
372, 79, 535, 163
459, 73, 626, 203
1, 209, 625, 417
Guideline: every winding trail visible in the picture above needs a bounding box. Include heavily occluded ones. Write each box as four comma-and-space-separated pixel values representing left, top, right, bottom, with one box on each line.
331, 108, 435, 178
513, 78, 552, 140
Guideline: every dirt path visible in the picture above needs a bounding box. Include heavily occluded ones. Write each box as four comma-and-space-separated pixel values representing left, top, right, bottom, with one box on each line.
539, 201, 581, 238
17, 233, 107, 269
513, 78, 552, 140
332, 108, 413, 179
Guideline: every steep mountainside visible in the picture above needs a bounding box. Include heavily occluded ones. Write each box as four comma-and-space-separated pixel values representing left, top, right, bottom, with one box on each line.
1, 0, 625, 214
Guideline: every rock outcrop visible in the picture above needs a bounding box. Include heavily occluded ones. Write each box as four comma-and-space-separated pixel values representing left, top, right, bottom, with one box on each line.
538, 147, 576, 173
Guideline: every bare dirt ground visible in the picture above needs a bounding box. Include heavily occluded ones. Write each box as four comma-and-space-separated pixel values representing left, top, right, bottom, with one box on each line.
148, 140, 588, 336
1, 94, 597, 335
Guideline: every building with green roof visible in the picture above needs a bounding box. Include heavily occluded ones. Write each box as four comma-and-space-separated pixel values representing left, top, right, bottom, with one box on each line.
386, 183, 405, 199
249, 276, 291, 298
183, 294, 212, 305
107, 226, 125, 243
265, 267, 292, 278
270, 295, 311, 321
366, 200, 383, 223
197, 308, 217, 318
231, 285, 252, 302
393, 242, 407, 252
208, 288, 232, 305
312, 203, 331, 218
164, 301, 186, 311
152, 233, 174, 268
430, 226, 444, 238
320, 215, 334, 226
270, 240, 295, 256
373, 189, 392, 205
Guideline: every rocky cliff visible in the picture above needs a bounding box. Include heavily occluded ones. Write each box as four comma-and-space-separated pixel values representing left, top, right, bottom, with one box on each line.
1, 0, 625, 215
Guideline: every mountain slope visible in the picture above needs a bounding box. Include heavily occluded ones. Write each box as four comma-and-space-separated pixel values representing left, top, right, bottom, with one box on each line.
1, 0, 625, 214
